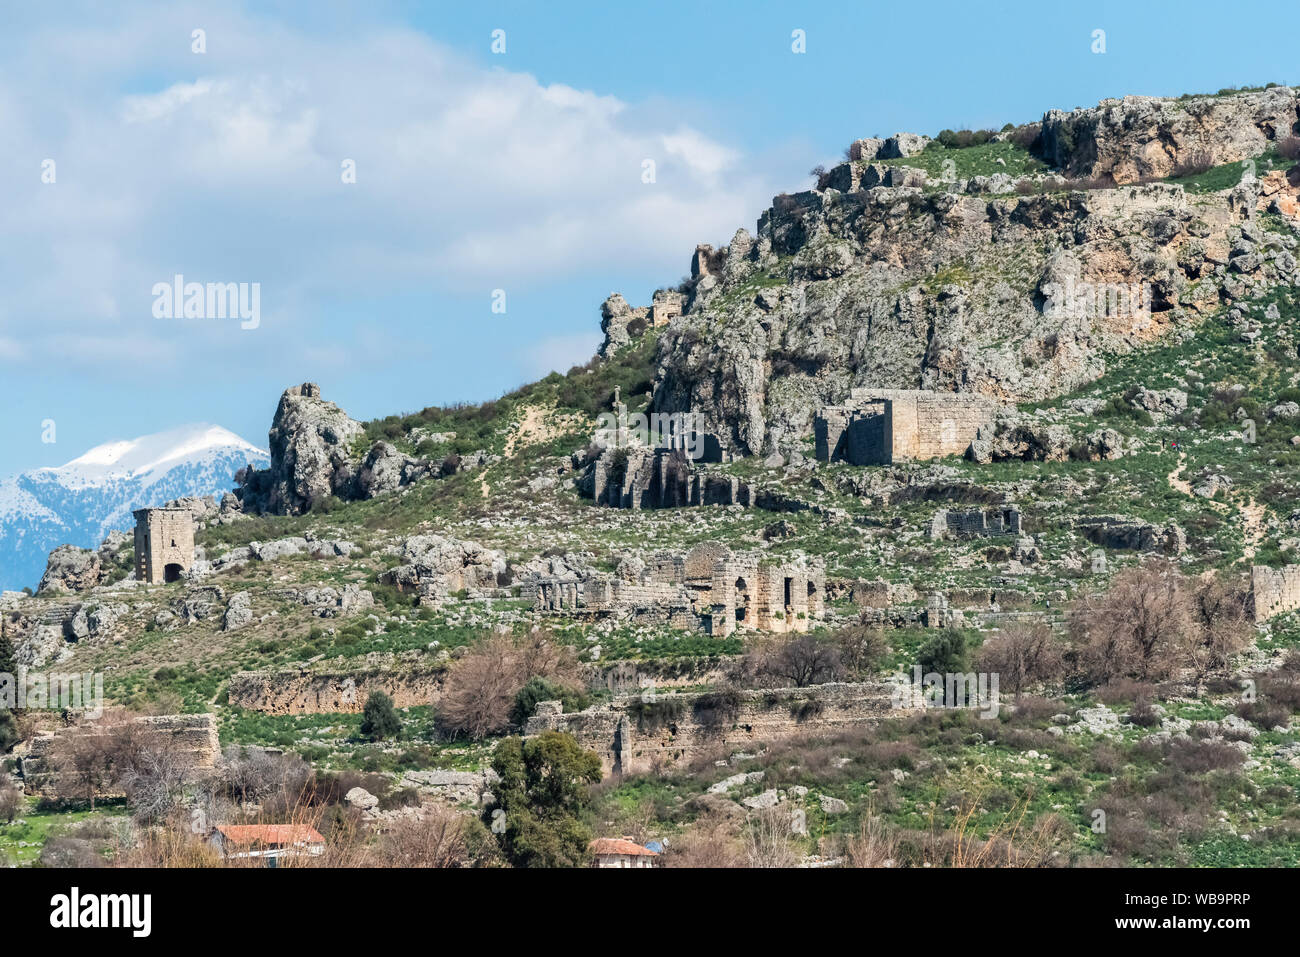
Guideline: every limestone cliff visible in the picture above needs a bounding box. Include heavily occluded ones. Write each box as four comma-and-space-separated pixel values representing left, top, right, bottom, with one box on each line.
646, 88, 1300, 459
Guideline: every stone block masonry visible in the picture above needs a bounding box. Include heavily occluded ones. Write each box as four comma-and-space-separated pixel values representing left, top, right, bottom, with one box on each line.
18, 713, 220, 795
928, 506, 1022, 540
526, 682, 904, 778
1251, 564, 1300, 622
815, 389, 1000, 465
528, 543, 825, 638
227, 661, 447, 714
133, 506, 195, 584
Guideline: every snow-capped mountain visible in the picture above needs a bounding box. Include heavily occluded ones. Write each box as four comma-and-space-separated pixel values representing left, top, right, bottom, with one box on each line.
0, 424, 269, 592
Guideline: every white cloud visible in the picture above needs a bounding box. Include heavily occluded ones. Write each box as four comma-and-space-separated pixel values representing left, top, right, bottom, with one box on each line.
0, 5, 793, 377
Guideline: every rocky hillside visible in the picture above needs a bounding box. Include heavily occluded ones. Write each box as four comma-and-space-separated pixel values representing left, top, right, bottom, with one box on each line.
6, 84, 1300, 870
0, 425, 268, 592
647, 85, 1300, 458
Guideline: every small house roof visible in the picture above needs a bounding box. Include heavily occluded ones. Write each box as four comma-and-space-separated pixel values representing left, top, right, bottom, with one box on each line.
590, 838, 658, 857
215, 824, 325, 847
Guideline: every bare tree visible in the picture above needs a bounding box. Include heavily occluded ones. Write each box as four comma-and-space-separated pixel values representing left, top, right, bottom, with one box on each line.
117, 727, 193, 823
975, 621, 1065, 695
833, 621, 891, 679
375, 808, 469, 868
741, 634, 843, 688
217, 745, 311, 806
437, 630, 582, 739
1184, 572, 1252, 685
49, 716, 130, 809
0, 774, 22, 823
1070, 559, 1191, 683
744, 806, 802, 867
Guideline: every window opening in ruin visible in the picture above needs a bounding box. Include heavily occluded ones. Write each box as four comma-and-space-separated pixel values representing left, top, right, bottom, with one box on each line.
735, 577, 750, 622
784, 577, 793, 608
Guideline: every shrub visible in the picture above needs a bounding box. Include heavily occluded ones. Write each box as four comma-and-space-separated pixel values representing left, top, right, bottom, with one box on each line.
360, 691, 402, 742
509, 676, 589, 728
693, 688, 742, 729
935, 128, 996, 149
975, 622, 1065, 695
1278, 135, 1300, 161
625, 695, 685, 732
1127, 695, 1162, 728
916, 631, 968, 675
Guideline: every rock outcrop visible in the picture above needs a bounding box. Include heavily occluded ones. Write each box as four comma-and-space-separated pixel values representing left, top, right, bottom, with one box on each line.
380, 535, 507, 603
647, 89, 1300, 460
265, 383, 364, 514
234, 383, 475, 514
1041, 86, 1299, 184
37, 546, 101, 595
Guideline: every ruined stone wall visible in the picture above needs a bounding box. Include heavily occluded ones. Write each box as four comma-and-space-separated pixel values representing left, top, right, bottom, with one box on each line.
1251, 564, 1300, 621
817, 390, 998, 465
19, 713, 220, 794
526, 682, 903, 778
592, 447, 751, 510
928, 505, 1022, 540
856, 389, 998, 461
707, 558, 823, 637
226, 662, 447, 714
535, 545, 823, 637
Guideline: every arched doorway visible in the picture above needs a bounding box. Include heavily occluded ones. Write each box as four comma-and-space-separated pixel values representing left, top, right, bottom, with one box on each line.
164, 563, 184, 583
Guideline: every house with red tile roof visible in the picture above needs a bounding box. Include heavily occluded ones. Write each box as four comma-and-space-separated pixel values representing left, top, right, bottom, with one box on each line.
590, 837, 659, 868
211, 824, 326, 865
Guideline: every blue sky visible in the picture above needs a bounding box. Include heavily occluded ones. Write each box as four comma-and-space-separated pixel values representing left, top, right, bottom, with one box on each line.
1, 0, 1296, 476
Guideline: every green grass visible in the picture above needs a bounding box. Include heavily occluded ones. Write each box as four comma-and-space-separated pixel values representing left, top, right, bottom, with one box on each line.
890, 140, 1046, 180
0, 799, 128, 867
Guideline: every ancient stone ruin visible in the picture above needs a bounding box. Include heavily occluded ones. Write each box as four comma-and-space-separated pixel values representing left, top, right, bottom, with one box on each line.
525, 682, 900, 778
18, 713, 220, 795
927, 505, 1022, 540
1251, 564, 1300, 622
815, 389, 1000, 465
133, 507, 195, 584
598, 289, 685, 356
529, 542, 824, 637
587, 388, 745, 509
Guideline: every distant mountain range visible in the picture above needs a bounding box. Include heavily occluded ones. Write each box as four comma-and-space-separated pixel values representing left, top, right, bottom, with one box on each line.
0, 424, 269, 592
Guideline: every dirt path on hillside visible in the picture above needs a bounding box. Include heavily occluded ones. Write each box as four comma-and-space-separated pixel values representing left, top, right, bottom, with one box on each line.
503, 403, 586, 458
1166, 451, 1266, 562
1167, 452, 1194, 496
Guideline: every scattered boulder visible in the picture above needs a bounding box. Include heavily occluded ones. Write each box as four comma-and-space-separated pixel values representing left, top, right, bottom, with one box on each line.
1077, 516, 1186, 555
355, 442, 435, 499
1132, 387, 1188, 421
223, 592, 253, 631
380, 535, 506, 602
344, 787, 380, 811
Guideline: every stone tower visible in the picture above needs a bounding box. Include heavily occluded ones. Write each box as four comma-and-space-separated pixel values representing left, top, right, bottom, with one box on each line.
133, 507, 194, 584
